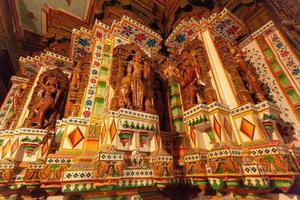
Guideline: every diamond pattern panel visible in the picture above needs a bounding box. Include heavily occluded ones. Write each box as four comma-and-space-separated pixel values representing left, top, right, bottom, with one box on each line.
224, 118, 232, 138
101, 124, 106, 144
190, 128, 196, 145
213, 116, 221, 140
110, 120, 117, 142
156, 130, 161, 149
240, 118, 255, 140
68, 127, 84, 148
11, 139, 19, 155
2, 140, 10, 158
41, 142, 48, 156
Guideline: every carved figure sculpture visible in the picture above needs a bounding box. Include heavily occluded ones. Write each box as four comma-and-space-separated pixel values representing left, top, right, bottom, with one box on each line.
129, 51, 145, 111
27, 68, 68, 129
177, 48, 205, 110
110, 44, 156, 114
64, 55, 91, 117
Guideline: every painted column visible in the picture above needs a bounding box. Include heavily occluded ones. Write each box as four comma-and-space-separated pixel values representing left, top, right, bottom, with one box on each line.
201, 29, 239, 108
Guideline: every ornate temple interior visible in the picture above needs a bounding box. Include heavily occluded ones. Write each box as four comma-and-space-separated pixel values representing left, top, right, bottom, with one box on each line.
0, 0, 300, 199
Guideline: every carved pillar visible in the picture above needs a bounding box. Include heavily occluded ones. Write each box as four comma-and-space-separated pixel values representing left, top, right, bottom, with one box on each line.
215, 37, 252, 105
64, 61, 80, 117
74, 60, 91, 115
194, 41, 218, 104
64, 58, 91, 118
109, 48, 127, 111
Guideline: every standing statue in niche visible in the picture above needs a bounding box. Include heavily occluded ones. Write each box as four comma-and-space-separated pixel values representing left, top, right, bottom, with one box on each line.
177, 48, 205, 110
129, 50, 145, 111
26, 68, 69, 129
110, 44, 156, 114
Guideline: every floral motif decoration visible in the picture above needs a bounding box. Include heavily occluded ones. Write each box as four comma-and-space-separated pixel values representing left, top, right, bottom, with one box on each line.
92, 16, 162, 54
72, 35, 94, 60
95, 30, 105, 40
19, 56, 41, 77
166, 21, 201, 53
268, 31, 300, 84
119, 22, 159, 51
42, 52, 73, 71
211, 16, 243, 41
81, 42, 103, 118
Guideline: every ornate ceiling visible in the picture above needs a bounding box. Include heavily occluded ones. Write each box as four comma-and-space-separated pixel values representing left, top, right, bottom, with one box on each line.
16, 0, 91, 34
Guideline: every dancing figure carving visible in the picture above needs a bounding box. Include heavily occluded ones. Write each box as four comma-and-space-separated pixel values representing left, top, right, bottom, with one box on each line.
26, 68, 69, 129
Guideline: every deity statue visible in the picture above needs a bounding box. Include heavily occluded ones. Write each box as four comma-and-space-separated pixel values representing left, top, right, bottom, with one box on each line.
110, 44, 156, 114
230, 47, 265, 102
131, 149, 144, 168
129, 51, 145, 111
177, 48, 205, 110
27, 68, 69, 129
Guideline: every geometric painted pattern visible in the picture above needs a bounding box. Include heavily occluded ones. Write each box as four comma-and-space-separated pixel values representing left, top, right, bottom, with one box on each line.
11, 140, 19, 155
41, 141, 49, 157
190, 128, 196, 145
100, 125, 106, 144
213, 116, 221, 140
240, 118, 255, 140
68, 127, 84, 148
155, 130, 161, 149
110, 120, 117, 142
2, 140, 10, 159
224, 118, 232, 139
